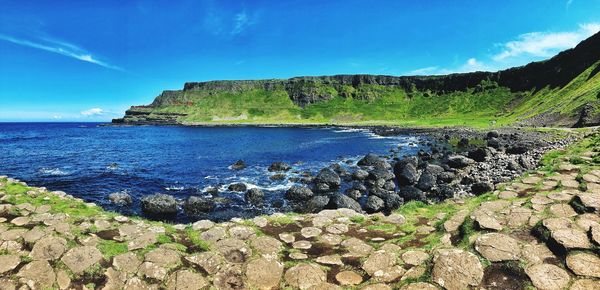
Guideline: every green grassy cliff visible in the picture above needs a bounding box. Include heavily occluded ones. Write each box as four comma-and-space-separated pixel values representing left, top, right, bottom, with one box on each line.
114, 32, 600, 127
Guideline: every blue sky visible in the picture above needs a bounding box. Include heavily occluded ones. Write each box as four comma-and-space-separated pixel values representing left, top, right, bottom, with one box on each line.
1, 0, 599, 121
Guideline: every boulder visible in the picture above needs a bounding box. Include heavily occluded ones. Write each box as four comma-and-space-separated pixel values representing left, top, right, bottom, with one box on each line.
437, 171, 456, 183
384, 193, 404, 211
398, 186, 426, 202
467, 148, 487, 162
416, 171, 436, 191
285, 186, 314, 200
369, 168, 395, 181
364, 196, 385, 213
230, 160, 246, 170
228, 183, 247, 192
315, 168, 341, 189
245, 188, 264, 205
395, 163, 419, 185
268, 162, 291, 172
487, 137, 500, 149
141, 194, 178, 216
331, 193, 362, 212
471, 182, 494, 195
352, 169, 369, 180
345, 189, 362, 200
183, 196, 215, 216
306, 196, 330, 213
108, 191, 133, 206
358, 153, 382, 166
486, 130, 500, 138
447, 155, 474, 169
458, 137, 469, 147
506, 144, 529, 154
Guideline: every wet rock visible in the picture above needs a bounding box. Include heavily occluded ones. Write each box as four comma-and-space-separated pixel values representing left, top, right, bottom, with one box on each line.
525, 263, 570, 290
270, 173, 286, 181
352, 169, 369, 180
245, 188, 264, 205
364, 195, 385, 213
315, 168, 341, 189
398, 186, 426, 202
268, 162, 291, 172
306, 196, 330, 213
358, 153, 382, 166
284, 263, 327, 290
369, 168, 395, 181
416, 171, 436, 191
183, 196, 215, 216
345, 189, 362, 200
286, 186, 314, 200
230, 160, 247, 170
141, 193, 178, 216
331, 193, 362, 212
447, 155, 474, 169
108, 191, 132, 206
228, 182, 247, 192
471, 182, 494, 195
245, 257, 284, 289
432, 249, 483, 290
395, 162, 418, 185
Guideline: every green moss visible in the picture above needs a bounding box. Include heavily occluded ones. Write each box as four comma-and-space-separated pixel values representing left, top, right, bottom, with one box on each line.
97, 240, 128, 259
185, 228, 211, 251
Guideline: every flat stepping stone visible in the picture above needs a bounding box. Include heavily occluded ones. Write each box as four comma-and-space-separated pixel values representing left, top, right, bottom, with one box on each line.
475, 233, 520, 262
541, 180, 559, 190
17, 260, 55, 289
0, 254, 21, 274
11, 217, 30, 226
443, 210, 469, 232
250, 236, 282, 256
245, 257, 284, 289
335, 270, 363, 286
30, 236, 67, 261
215, 238, 253, 263
576, 213, 600, 231
583, 174, 600, 183
551, 228, 592, 249
279, 233, 295, 244
505, 207, 532, 228
113, 252, 142, 274
547, 192, 573, 202
362, 251, 397, 276
289, 252, 308, 260
522, 244, 555, 265
361, 284, 392, 290
316, 255, 343, 265
284, 263, 326, 290
574, 192, 600, 212
293, 240, 312, 250
137, 261, 168, 281
526, 263, 570, 290
127, 232, 157, 250
549, 203, 577, 217
522, 176, 541, 184
566, 252, 600, 278
432, 249, 483, 290
60, 246, 102, 274
341, 238, 373, 257
229, 226, 256, 240
320, 234, 342, 245
592, 226, 600, 245
382, 213, 406, 225
400, 282, 438, 290
498, 191, 518, 199
200, 227, 226, 243
543, 217, 573, 231
401, 250, 429, 266
192, 219, 214, 230
301, 227, 322, 238
166, 269, 208, 290
531, 194, 553, 205
325, 223, 348, 234
185, 252, 223, 275
472, 210, 503, 231
570, 279, 600, 290
144, 247, 181, 269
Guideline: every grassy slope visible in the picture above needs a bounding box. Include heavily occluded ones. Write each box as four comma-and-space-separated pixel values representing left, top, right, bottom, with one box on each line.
146, 61, 600, 128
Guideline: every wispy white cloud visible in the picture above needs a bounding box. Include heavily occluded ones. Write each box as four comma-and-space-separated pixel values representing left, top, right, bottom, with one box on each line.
408, 22, 600, 75
492, 22, 600, 61
0, 34, 123, 71
231, 11, 255, 35
81, 108, 104, 116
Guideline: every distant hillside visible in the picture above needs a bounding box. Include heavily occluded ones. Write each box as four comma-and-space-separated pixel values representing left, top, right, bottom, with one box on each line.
114, 32, 600, 127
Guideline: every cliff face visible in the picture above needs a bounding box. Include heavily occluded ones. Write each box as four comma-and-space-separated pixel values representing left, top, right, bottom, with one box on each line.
114, 31, 600, 126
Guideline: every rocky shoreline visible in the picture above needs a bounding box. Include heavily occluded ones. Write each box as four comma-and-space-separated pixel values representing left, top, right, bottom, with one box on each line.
0, 130, 599, 289
130, 127, 580, 222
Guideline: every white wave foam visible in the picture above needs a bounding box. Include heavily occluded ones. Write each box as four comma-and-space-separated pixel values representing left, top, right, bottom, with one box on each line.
38, 167, 69, 176
165, 186, 185, 191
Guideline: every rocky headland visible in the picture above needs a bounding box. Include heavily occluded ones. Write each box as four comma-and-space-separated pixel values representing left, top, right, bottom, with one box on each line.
0, 129, 599, 289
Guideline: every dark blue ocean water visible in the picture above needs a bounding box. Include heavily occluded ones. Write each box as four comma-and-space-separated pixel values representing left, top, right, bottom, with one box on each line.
0, 123, 421, 221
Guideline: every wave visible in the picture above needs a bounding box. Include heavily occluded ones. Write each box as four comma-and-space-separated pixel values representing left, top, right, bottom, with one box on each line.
165, 186, 185, 191
38, 167, 70, 176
